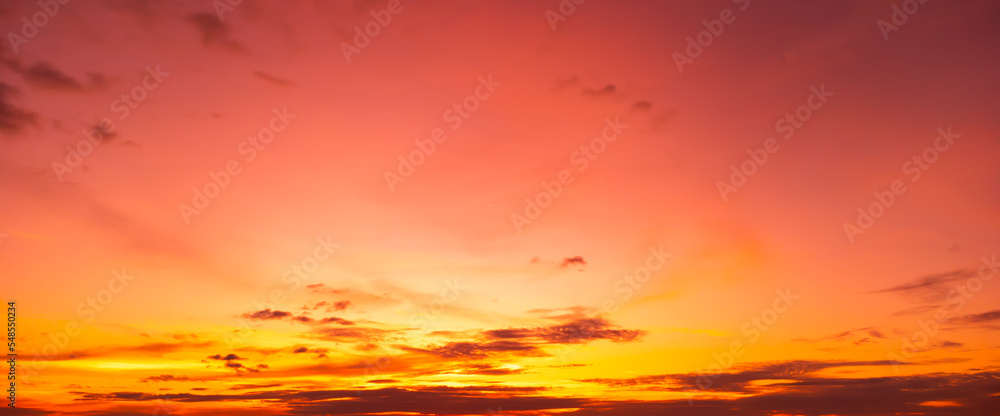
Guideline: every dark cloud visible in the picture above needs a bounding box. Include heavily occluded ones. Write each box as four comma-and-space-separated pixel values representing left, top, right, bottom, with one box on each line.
4, 60, 109, 92
867, 269, 976, 302
320, 316, 355, 325
293, 347, 309, 354
952, 309, 1000, 324
579, 360, 910, 394
560, 256, 587, 268
19, 62, 83, 90
241, 309, 294, 320
69, 370, 1000, 416
254, 70, 294, 87
206, 353, 243, 361
0, 82, 39, 135
228, 383, 282, 390
402, 340, 545, 359
582, 84, 616, 97
631, 101, 653, 112
26, 341, 215, 361
139, 374, 196, 383
484, 317, 645, 344
186, 13, 246, 52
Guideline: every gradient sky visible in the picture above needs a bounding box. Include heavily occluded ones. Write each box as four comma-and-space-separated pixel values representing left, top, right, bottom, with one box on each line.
2, 0, 1000, 415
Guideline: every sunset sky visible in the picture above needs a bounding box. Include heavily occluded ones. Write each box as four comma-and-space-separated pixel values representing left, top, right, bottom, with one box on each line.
2, 0, 1000, 415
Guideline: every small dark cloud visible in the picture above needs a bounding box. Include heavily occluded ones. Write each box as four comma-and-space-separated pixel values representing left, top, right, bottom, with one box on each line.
952, 309, 1000, 325
140, 374, 195, 383
403, 340, 545, 359
242, 309, 294, 320
228, 383, 282, 390
187, 13, 246, 52
5, 61, 110, 92
867, 269, 976, 303
332, 300, 352, 311
320, 316, 355, 325
366, 379, 398, 384
631, 101, 653, 112
0, 82, 39, 135
560, 256, 587, 268
207, 353, 243, 361
484, 317, 645, 344
582, 84, 616, 97
293, 347, 309, 354
254, 71, 294, 87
